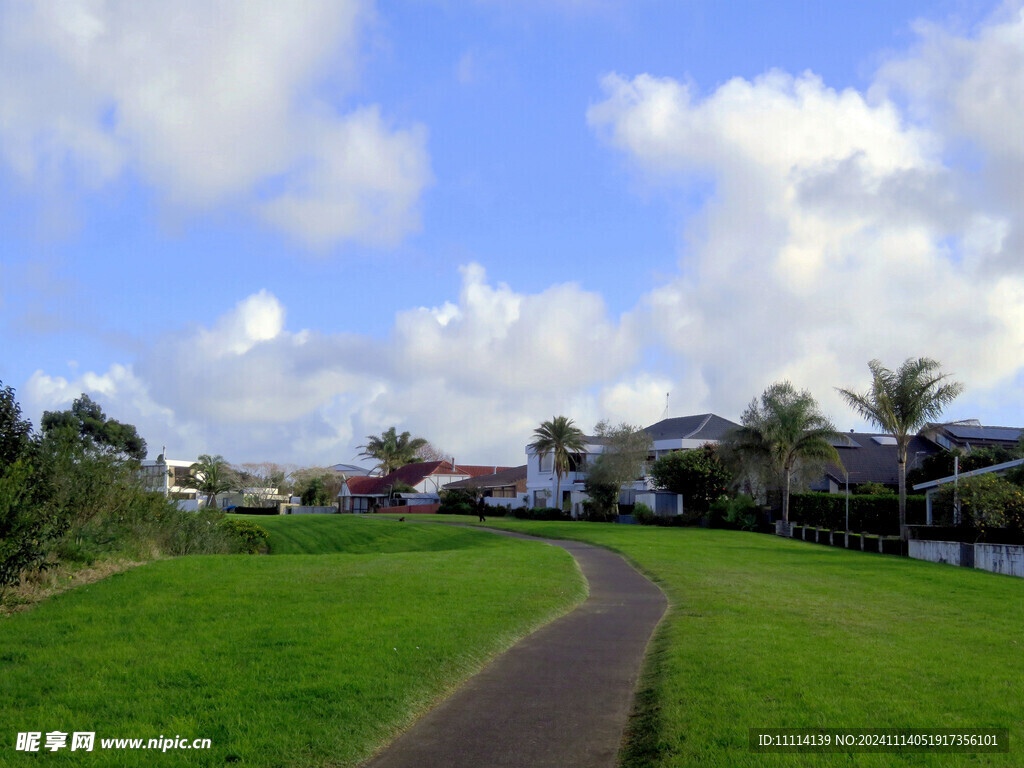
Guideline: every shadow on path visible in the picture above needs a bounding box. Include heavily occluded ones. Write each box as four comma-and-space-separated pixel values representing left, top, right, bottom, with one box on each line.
362, 527, 668, 768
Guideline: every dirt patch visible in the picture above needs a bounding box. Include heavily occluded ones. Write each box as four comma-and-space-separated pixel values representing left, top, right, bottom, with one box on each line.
1, 558, 152, 614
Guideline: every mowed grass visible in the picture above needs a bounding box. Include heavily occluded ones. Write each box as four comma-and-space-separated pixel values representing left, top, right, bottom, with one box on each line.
381, 514, 1024, 767
0, 516, 585, 767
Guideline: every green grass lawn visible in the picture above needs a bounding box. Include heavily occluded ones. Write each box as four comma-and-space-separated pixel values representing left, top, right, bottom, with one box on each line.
0, 516, 584, 766
381, 513, 1024, 767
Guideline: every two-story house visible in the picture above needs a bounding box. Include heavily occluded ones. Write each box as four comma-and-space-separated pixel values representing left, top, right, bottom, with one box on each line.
525, 413, 741, 517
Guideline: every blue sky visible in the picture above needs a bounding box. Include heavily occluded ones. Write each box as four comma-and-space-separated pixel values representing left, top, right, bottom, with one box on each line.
2, 0, 1021, 466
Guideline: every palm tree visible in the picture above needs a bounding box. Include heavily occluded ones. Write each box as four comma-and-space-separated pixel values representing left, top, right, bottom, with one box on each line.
189, 454, 234, 508
729, 382, 842, 526
838, 358, 963, 540
357, 427, 428, 476
529, 416, 586, 511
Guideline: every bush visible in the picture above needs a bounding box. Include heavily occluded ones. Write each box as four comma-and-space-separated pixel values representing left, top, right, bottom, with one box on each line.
789, 492, 927, 535
438, 488, 478, 515
222, 518, 270, 554
933, 473, 1024, 541
855, 482, 894, 496
649, 445, 730, 515
633, 502, 655, 525
708, 494, 758, 530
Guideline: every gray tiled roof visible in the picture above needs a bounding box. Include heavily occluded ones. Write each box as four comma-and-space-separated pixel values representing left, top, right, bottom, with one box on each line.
644, 414, 741, 442
820, 433, 940, 487
943, 425, 1022, 443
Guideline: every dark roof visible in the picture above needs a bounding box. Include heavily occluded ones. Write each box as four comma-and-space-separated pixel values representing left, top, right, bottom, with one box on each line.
941, 425, 1022, 443
445, 465, 528, 490
819, 433, 941, 487
644, 414, 740, 442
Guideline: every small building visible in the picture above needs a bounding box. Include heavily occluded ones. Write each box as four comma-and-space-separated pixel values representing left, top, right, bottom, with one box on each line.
140, 455, 201, 503
810, 432, 940, 493
444, 465, 528, 508
339, 460, 514, 512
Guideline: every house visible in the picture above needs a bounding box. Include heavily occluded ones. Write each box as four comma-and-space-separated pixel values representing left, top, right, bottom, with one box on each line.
525, 413, 741, 515
140, 455, 202, 505
444, 465, 528, 508
339, 460, 513, 512
918, 421, 1023, 452
810, 432, 941, 493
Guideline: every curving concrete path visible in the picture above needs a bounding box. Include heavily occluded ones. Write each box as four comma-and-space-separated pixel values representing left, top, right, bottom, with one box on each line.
362, 527, 668, 768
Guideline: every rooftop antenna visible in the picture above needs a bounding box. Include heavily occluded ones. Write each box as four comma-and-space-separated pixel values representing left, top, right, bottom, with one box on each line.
663, 392, 670, 420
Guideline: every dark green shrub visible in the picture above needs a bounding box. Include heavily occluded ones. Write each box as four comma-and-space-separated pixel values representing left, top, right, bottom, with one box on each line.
789, 492, 927, 535
633, 502, 655, 525
709, 494, 758, 530
222, 518, 270, 554
438, 488, 478, 515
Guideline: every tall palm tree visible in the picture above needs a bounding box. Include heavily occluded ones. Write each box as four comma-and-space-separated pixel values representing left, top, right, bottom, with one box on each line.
729, 382, 842, 525
189, 454, 234, 508
357, 427, 428, 476
838, 358, 963, 540
529, 416, 586, 511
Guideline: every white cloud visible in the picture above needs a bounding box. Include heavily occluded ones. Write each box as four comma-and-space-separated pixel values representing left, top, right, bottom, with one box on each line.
0, 0, 430, 248
589, 57, 1024, 424
21, 266, 647, 464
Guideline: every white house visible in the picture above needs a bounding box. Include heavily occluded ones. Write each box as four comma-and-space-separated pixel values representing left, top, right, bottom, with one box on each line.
525, 414, 740, 517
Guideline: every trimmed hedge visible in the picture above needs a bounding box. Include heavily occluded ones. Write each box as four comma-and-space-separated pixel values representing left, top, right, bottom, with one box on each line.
789, 492, 927, 535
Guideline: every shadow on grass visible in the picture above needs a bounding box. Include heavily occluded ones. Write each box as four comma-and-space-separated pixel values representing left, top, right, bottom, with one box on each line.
619, 612, 674, 768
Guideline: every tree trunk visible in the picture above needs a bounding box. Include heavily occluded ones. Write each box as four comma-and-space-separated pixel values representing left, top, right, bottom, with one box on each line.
782, 467, 791, 523
554, 472, 562, 513
897, 455, 907, 541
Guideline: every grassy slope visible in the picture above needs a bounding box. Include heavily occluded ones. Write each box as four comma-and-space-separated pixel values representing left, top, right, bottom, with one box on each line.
381, 514, 1024, 768
0, 516, 584, 767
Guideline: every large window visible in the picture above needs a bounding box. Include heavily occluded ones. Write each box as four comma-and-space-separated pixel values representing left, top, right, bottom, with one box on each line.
539, 454, 553, 472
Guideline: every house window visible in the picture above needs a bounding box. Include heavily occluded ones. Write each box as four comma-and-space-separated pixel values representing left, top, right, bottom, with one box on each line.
539, 454, 553, 472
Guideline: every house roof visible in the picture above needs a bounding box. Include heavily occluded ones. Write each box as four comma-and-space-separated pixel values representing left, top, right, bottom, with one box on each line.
644, 414, 741, 442
820, 433, 941, 487
934, 424, 1022, 444
456, 464, 516, 478
343, 460, 512, 497
445, 465, 528, 490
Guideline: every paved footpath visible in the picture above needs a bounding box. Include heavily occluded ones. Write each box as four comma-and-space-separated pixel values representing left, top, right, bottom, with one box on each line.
362, 527, 668, 768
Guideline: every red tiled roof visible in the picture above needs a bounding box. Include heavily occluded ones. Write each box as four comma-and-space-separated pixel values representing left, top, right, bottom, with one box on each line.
345, 460, 513, 496
455, 464, 515, 478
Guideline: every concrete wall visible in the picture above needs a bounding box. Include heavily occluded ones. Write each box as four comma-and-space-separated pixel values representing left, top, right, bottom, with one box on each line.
909, 539, 1024, 578
284, 505, 336, 515
975, 544, 1024, 578
909, 540, 962, 567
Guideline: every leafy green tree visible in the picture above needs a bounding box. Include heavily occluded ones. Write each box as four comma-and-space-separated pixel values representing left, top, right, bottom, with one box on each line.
189, 454, 235, 507
529, 416, 586, 513
300, 477, 330, 506
0, 381, 33, 470
583, 421, 652, 520
357, 427, 428, 475
838, 358, 963, 540
41, 394, 147, 461
650, 444, 731, 518
933, 473, 1023, 540
727, 382, 842, 525
0, 460, 63, 599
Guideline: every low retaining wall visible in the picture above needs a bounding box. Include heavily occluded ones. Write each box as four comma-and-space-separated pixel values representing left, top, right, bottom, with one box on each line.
909, 540, 1024, 578
975, 543, 1024, 578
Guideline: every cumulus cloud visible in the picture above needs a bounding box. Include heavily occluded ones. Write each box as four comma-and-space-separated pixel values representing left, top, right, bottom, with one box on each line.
588, 55, 1024, 423
21, 265, 644, 464
0, 0, 430, 248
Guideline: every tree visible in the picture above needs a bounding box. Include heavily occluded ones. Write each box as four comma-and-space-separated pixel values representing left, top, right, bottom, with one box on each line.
584, 421, 652, 521
649, 444, 731, 519
233, 462, 289, 505
0, 381, 33, 471
415, 442, 451, 463
291, 466, 345, 505
727, 382, 842, 525
189, 454, 235, 507
357, 427, 428, 476
838, 358, 963, 540
529, 416, 587, 513
0, 461, 60, 599
41, 394, 147, 461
